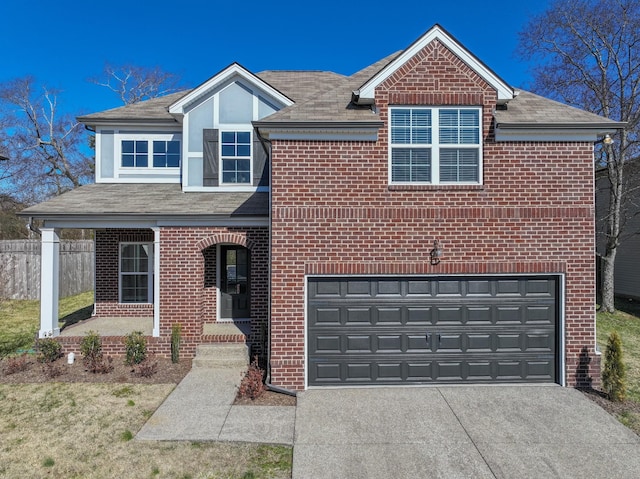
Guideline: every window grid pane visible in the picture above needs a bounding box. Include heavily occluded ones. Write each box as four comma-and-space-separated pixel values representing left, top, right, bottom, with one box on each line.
391, 109, 431, 145
152, 140, 181, 167
391, 148, 431, 182
440, 149, 479, 182
121, 140, 148, 167
221, 131, 251, 184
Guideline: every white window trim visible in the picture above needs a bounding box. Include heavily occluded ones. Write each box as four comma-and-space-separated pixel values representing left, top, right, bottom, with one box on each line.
218, 127, 253, 186
119, 242, 154, 304
115, 132, 182, 177
388, 106, 483, 185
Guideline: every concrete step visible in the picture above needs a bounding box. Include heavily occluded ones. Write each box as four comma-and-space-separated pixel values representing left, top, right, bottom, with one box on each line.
192, 343, 249, 369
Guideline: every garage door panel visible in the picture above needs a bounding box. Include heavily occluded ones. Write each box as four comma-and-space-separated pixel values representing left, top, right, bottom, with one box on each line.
308, 276, 558, 386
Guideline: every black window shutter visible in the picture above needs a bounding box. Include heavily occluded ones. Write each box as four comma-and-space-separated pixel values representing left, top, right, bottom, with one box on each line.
203, 129, 219, 186
253, 137, 269, 187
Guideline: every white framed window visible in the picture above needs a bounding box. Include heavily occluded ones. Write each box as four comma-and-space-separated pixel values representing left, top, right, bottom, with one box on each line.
389, 107, 482, 184
220, 130, 252, 184
117, 133, 182, 170
119, 243, 153, 303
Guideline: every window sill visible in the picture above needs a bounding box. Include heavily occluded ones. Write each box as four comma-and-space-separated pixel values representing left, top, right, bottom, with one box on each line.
388, 184, 485, 191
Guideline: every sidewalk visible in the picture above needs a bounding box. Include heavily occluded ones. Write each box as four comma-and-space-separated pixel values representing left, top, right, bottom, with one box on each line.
136, 367, 295, 445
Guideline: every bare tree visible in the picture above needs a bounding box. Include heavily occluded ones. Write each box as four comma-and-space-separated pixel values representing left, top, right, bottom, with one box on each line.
90, 63, 181, 105
0, 77, 93, 204
519, 0, 639, 312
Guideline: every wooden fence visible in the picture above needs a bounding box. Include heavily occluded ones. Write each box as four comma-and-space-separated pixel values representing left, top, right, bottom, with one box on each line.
0, 240, 94, 300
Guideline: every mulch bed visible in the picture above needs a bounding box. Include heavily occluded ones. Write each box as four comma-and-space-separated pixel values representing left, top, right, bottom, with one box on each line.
0, 354, 297, 406
580, 387, 640, 418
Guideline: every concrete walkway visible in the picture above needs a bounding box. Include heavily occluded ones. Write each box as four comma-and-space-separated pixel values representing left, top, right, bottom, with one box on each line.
136, 367, 295, 444
137, 369, 640, 478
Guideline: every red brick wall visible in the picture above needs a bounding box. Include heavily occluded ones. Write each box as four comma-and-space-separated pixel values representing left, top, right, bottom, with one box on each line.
95, 229, 154, 317
269, 40, 599, 390
92, 226, 269, 359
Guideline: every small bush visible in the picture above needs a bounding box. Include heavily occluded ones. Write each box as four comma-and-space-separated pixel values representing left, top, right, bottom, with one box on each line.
171, 323, 181, 364
80, 331, 113, 374
237, 357, 266, 400
602, 330, 627, 402
80, 330, 102, 361
124, 331, 147, 365
3, 354, 30, 375
133, 356, 158, 378
36, 337, 62, 364
120, 429, 133, 441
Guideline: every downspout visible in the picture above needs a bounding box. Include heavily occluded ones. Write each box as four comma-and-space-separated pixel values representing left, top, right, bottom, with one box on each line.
27, 217, 41, 236
254, 127, 297, 397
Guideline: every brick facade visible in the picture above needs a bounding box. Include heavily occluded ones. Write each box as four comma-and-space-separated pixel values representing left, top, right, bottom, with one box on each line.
269, 40, 599, 390
90, 226, 269, 359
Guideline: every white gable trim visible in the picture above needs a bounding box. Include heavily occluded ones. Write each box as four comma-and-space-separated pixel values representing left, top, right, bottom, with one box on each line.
168, 63, 294, 115
358, 25, 514, 104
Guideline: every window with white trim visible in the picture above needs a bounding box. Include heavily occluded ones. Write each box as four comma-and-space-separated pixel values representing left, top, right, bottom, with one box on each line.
221, 131, 251, 184
120, 139, 181, 168
390, 107, 481, 184
119, 243, 153, 303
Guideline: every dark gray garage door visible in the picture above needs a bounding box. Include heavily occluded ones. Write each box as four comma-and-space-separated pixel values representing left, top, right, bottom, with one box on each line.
307, 276, 558, 386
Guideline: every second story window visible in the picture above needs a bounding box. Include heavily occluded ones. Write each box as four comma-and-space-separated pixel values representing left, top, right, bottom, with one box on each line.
153, 140, 181, 167
122, 140, 148, 167
121, 139, 181, 168
390, 107, 481, 185
221, 131, 251, 184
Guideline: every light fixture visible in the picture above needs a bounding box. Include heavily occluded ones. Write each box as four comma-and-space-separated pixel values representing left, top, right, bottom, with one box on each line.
603, 134, 613, 145
430, 240, 442, 265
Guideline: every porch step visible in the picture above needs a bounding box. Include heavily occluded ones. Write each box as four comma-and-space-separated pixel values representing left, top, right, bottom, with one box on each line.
192, 343, 249, 369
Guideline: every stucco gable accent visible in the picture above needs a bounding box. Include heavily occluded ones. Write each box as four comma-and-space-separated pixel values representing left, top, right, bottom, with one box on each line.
196, 233, 256, 251
357, 24, 514, 104
168, 63, 294, 116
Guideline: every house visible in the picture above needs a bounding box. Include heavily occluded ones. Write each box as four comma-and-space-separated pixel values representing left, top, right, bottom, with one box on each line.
21, 25, 623, 391
596, 160, 640, 300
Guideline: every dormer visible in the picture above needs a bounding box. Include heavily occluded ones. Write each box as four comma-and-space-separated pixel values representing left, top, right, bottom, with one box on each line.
168, 63, 293, 191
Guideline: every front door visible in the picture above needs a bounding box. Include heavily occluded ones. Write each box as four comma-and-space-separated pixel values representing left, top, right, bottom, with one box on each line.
220, 245, 250, 319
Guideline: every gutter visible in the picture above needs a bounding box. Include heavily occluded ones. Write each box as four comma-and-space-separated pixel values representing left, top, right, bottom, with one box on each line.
27, 217, 41, 236
254, 126, 297, 398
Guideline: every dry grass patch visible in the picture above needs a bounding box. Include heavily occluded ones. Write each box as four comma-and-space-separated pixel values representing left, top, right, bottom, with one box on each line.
0, 383, 292, 478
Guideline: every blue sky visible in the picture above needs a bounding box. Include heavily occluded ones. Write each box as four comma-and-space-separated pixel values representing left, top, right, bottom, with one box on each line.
1, 0, 550, 116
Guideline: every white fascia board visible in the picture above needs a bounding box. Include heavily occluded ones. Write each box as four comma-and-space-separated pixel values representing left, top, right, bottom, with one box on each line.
495, 127, 607, 142
358, 25, 514, 104
168, 63, 294, 115
42, 216, 269, 229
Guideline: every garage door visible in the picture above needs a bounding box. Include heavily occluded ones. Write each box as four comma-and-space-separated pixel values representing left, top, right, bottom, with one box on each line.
307, 276, 558, 386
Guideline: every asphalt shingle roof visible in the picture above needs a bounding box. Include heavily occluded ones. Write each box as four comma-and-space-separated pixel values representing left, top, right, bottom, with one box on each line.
494, 90, 622, 128
19, 184, 268, 217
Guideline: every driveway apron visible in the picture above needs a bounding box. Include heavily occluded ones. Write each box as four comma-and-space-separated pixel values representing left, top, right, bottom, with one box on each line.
292, 385, 640, 479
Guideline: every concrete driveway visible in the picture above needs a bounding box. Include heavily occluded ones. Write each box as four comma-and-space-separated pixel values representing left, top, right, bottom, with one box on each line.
293, 386, 640, 479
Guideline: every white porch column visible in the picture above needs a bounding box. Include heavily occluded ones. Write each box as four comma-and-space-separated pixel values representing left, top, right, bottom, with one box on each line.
152, 227, 160, 337
39, 228, 60, 338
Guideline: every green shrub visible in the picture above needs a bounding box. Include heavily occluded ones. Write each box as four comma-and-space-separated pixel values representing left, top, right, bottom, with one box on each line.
124, 331, 147, 365
80, 330, 102, 360
171, 323, 181, 364
80, 331, 113, 374
602, 330, 627, 402
36, 337, 62, 363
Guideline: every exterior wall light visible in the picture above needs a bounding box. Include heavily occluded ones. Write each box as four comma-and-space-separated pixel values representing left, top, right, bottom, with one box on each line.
603, 134, 613, 145
430, 239, 442, 265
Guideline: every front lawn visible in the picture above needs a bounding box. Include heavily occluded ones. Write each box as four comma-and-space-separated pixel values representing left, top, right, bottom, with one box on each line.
0, 291, 93, 357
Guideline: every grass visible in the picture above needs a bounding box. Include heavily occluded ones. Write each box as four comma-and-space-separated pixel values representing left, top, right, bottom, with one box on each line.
596, 298, 640, 402
0, 382, 292, 478
0, 291, 94, 357
0, 293, 293, 478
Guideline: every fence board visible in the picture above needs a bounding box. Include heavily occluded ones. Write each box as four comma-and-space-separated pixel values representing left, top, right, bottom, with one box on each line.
0, 240, 94, 300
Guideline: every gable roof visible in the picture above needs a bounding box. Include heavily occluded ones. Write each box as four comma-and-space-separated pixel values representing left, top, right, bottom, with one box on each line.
168, 62, 294, 116
356, 24, 514, 104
